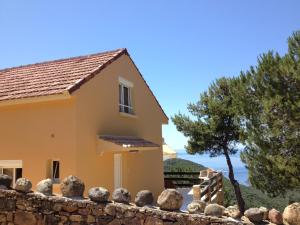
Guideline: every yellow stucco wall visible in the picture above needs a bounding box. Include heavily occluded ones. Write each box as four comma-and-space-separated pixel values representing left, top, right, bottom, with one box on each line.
0, 53, 167, 199
0, 99, 77, 189
73, 54, 166, 199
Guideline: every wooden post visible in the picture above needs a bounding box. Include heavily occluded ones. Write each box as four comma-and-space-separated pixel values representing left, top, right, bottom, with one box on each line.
206, 180, 211, 203
217, 173, 224, 205
217, 189, 224, 205
193, 185, 201, 201
217, 173, 223, 194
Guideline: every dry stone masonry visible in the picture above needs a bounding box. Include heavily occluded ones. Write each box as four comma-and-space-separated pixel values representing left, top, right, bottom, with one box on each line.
134, 190, 154, 207
60, 176, 85, 198
14, 178, 32, 193
0, 175, 245, 225
112, 188, 131, 205
187, 200, 206, 215
157, 189, 183, 211
0, 189, 242, 225
88, 187, 110, 203
36, 179, 53, 196
0, 175, 298, 225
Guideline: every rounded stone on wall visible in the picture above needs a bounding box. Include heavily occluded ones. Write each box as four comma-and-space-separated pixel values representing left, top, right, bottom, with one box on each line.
112, 188, 131, 204
204, 203, 225, 217
88, 187, 110, 202
157, 189, 183, 211
224, 205, 241, 219
0, 174, 12, 188
268, 208, 283, 225
60, 175, 85, 198
187, 200, 206, 214
135, 190, 154, 207
15, 178, 32, 193
244, 207, 264, 223
283, 202, 300, 225
36, 179, 53, 196
259, 206, 269, 220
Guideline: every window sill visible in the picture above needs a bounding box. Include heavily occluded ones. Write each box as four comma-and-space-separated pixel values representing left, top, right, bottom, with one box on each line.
119, 112, 137, 119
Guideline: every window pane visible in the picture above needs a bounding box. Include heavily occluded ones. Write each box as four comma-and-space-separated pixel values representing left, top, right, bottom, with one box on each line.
15, 168, 22, 181
123, 86, 129, 106
3, 168, 13, 179
128, 88, 131, 107
124, 106, 129, 113
53, 161, 60, 179
119, 82, 133, 114
119, 84, 122, 105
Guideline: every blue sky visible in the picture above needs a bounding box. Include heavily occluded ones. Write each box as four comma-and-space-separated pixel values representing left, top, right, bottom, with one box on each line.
1, 1, 299, 150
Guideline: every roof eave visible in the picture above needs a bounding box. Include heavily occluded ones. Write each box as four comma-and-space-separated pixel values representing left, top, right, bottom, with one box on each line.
67, 48, 127, 94
0, 91, 72, 107
124, 51, 169, 122
51, 48, 168, 123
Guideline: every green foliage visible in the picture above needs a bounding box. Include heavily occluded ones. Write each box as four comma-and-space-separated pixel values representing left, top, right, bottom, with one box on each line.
164, 158, 300, 211
172, 77, 246, 212
234, 31, 300, 196
170, 30, 300, 199
172, 78, 242, 156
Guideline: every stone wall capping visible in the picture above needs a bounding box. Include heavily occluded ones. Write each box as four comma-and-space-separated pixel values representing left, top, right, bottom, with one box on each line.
112, 187, 131, 204
135, 190, 154, 207
0, 188, 245, 224
0, 174, 13, 189
157, 189, 183, 211
15, 178, 32, 193
7, 177, 292, 224
36, 179, 53, 196
60, 175, 85, 198
88, 187, 110, 203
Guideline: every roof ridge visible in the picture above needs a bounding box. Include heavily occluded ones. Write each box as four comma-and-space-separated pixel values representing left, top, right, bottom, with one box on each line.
0, 48, 126, 74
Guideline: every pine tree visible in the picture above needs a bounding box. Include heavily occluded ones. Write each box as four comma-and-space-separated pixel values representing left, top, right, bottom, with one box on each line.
234, 31, 300, 196
172, 77, 246, 213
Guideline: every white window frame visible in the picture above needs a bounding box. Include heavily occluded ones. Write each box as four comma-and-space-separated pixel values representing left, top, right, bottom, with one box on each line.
0, 160, 23, 187
119, 77, 134, 114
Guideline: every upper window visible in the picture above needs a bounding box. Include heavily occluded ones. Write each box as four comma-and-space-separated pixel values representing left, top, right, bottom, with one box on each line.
119, 77, 134, 114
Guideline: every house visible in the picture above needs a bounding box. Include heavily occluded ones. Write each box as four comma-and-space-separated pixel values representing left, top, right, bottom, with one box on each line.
0, 48, 168, 198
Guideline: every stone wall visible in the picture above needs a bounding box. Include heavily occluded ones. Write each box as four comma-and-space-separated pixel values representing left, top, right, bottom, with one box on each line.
0, 189, 243, 225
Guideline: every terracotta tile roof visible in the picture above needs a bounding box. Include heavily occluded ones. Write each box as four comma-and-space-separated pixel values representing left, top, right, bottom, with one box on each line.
0, 48, 126, 102
99, 135, 160, 148
0, 48, 168, 121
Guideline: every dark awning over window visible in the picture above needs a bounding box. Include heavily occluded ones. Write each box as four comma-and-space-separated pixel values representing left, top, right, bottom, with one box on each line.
99, 135, 160, 148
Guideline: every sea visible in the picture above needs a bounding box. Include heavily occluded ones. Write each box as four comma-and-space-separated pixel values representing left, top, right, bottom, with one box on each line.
176, 149, 249, 186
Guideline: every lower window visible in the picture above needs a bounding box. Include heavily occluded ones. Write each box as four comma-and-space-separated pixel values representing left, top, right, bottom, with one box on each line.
0, 160, 23, 187
49, 160, 60, 183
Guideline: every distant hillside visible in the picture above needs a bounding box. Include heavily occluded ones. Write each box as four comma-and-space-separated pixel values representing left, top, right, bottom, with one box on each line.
164, 158, 206, 172
164, 158, 300, 211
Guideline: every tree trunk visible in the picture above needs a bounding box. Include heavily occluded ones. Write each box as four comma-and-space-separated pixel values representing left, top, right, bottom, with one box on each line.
223, 148, 245, 214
